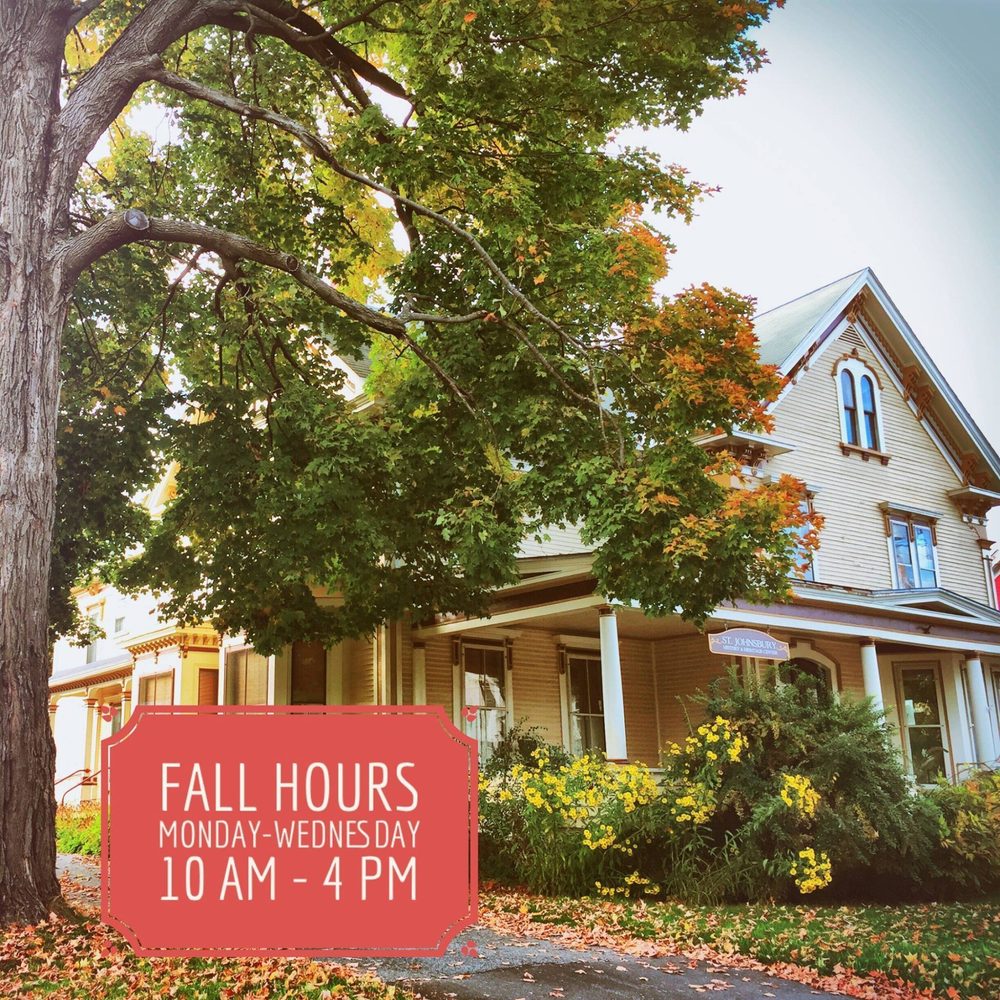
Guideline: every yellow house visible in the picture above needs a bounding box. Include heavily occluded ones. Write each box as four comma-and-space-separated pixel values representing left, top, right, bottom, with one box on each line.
51, 269, 1000, 796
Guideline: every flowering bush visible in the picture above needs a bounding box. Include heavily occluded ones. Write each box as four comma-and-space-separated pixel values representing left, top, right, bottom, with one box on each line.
492, 744, 663, 895
788, 847, 832, 894
921, 769, 1000, 895
477, 676, 999, 904
479, 710, 835, 901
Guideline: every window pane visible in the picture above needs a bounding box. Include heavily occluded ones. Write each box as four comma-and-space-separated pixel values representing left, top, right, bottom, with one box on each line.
841, 371, 859, 444
568, 656, 602, 714
891, 520, 915, 588
841, 369, 856, 407
860, 375, 879, 449
791, 498, 815, 581
913, 525, 937, 587
584, 715, 606, 754
908, 727, 946, 785
901, 668, 941, 725
291, 641, 327, 705
225, 650, 243, 704
465, 647, 506, 710
226, 649, 268, 705
243, 653, 269, 704
568, 658, 590, 715
156, 673, 172, 704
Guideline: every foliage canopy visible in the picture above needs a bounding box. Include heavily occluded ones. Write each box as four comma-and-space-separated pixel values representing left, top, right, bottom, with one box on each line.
55, 0, 810, 651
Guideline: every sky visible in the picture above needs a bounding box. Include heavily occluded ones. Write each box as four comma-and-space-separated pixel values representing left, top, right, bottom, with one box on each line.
631, 0, 999, 464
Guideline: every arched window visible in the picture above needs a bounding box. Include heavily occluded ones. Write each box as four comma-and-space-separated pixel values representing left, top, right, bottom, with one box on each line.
840, 370, 859, 445
836, 358, 884, 452
860, 375, 879, 450
779, 657, 834, 704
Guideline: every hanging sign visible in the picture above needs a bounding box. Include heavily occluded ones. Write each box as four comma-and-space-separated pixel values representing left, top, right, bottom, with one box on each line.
102, 705, 477, 957
708, 628, 790, 661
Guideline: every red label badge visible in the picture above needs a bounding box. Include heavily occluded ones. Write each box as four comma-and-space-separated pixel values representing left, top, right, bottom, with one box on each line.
101, 705, 477, 957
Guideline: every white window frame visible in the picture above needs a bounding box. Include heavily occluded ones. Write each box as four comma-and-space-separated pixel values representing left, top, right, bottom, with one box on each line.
453, 639, 513, 751
893, 661, 953, 785
562, 650, 607, 756
835, 357, 886, 452
556, 635, 602, 754
886, 515, 941, 590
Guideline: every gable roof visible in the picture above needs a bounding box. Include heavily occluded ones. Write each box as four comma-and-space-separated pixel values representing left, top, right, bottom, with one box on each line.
754, 269, 866, 367
755, 267, 1000, 493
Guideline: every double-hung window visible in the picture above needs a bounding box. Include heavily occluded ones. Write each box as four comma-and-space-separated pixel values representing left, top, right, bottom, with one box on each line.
789, 494, 817, 582
225, 648, 269, 704
886, 513, 939, 589
461, 642, 510, 762
566, 653, 606, 755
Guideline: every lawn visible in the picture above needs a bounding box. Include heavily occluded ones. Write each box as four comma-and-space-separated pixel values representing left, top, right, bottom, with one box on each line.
482, 890, 1000, 1000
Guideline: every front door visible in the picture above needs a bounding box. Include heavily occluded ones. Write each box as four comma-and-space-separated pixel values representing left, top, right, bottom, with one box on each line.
896, 663, 949, 784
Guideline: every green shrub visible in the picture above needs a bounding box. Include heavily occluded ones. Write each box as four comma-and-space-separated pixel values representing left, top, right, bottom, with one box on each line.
923, 769, 1000, 895
688, 667, 936, 900
478, 670, 1000, 904
56, 803, 102, 855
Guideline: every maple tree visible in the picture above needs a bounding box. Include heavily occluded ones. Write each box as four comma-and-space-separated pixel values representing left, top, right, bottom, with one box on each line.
0, 0, 812, 923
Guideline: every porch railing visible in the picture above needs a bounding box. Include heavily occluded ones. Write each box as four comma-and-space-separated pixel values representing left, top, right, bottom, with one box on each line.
60, 770, 101, 806
54, 767, 90, 788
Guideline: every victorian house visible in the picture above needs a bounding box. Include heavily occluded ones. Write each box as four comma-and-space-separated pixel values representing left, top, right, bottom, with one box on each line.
50, 268, 1000, 800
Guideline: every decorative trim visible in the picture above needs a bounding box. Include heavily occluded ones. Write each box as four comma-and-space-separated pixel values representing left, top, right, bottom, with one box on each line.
125, 628, 220, 656
553, 634, 601, 650
839, 442, 891, 465
50, 667, 133, 695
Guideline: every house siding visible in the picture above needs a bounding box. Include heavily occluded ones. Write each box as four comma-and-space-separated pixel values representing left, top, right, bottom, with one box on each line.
767, 324, 989, 604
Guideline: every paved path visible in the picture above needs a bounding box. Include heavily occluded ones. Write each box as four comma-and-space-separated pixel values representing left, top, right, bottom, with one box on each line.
58, 856, 832, 999
352, 924, 829, 1000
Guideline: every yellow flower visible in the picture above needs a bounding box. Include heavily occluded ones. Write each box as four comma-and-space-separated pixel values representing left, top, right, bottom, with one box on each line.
779, 774, 820, 819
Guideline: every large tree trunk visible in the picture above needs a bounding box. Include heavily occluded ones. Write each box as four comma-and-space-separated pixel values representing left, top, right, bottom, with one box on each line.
0, 3, 72, 923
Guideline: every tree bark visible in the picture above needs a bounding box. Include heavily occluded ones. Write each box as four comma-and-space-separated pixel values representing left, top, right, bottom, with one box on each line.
0, 2, 72, 923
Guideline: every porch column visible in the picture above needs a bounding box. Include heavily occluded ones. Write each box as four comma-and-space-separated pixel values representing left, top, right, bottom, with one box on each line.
598, 607, 628, 761
412, 642, 427, 705
81, 698, 99, 802
860, 641, 885, 717
965, 654, 995, 764
82, 698, 98, 775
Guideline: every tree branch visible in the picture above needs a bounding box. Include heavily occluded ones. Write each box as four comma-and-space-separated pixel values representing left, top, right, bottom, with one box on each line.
242, 0, 409, 101
66, 0, 105, 31
59, 212, 406, 337
150, 67, 573, 345
56, 0, 240, 184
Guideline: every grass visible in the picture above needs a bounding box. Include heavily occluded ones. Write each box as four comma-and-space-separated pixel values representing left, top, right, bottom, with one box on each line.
484, 890, 1000, 1000
54, 804, 101, 856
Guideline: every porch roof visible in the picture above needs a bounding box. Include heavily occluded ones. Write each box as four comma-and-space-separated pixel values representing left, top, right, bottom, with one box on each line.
414, 573, 1000, 655
49, 652, 132, 694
